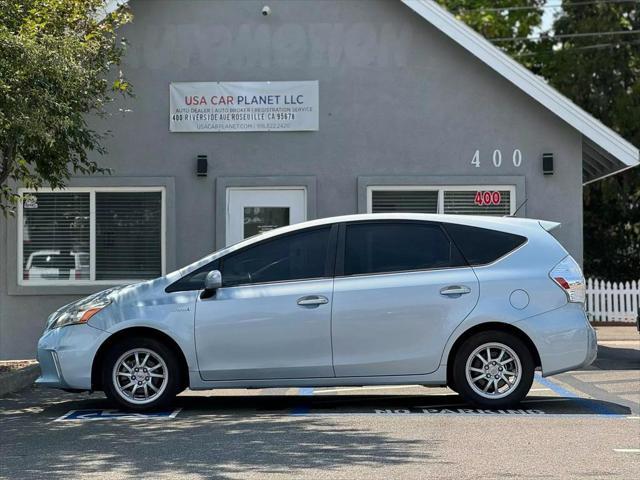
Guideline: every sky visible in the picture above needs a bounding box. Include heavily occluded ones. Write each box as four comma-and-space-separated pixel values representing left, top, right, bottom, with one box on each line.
541, 1, 561, 32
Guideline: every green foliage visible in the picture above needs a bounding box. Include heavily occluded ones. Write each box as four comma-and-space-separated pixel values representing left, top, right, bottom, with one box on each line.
582, 171, 640, 282
0, 0, 132, 213
438, 1, 639, 281
533, 1, 640, 281
534, 1, 640, 147
435, 0, 545, 58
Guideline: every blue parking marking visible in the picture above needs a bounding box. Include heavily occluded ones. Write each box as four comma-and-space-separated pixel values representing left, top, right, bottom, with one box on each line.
535, 374, 616, 416
291, 387, 314, 415
54, 408, 181, 422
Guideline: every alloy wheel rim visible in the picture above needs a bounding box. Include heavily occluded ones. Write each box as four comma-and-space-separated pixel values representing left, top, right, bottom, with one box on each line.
112, 348, 168, 405
465, 342, 522, 400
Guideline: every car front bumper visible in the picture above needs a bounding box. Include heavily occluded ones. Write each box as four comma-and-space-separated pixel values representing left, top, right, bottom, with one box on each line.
36, 323, 109, 391
516, 302, 597, 377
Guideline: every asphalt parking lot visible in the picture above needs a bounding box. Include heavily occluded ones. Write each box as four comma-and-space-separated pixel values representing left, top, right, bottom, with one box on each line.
1, 328, 639, 480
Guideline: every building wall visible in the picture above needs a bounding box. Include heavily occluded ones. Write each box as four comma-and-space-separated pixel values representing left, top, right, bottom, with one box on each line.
0, 0, 583, 359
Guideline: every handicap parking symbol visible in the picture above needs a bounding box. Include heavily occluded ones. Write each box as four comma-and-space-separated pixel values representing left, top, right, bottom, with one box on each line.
54, 408, 181, 422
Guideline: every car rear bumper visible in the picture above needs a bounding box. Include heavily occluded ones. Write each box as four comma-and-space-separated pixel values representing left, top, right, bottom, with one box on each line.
36, 324, 109, 390
516, 303, 597, 376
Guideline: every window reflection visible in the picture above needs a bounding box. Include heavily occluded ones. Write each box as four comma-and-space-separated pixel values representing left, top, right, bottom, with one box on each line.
22, 193, 90, 282
244, 207, 290, 239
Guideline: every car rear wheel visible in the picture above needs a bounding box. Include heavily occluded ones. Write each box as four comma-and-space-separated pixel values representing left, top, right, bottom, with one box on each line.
102, 337, 182, 411
453, 331, 534, 409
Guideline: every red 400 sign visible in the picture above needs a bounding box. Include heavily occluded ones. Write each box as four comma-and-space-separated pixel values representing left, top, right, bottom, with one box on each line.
474, 191, 502, 206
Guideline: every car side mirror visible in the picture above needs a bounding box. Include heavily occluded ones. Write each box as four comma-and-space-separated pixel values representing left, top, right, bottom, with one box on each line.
201, 270, 222, 299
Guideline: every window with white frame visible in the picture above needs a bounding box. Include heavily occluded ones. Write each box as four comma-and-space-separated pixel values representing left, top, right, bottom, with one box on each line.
19, 187, 165, 285
368, 186, 516, 216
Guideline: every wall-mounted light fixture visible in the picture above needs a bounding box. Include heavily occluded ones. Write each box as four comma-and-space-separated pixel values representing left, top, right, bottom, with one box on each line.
196, 154, 208, 177
542, 153, 554, 176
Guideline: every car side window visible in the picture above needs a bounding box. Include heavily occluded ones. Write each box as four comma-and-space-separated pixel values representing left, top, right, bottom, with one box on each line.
165, 260, 220, 293
221, 226, 332, 287
343, 222, 466, 276
443, 223, 527, 265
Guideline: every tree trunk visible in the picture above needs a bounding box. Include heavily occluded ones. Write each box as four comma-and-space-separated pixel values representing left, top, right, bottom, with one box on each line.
0, 141, 15, 186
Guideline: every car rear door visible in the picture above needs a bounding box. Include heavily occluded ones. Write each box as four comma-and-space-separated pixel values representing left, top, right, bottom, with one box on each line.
194, 225, 337, 381
331, 220, 479, 377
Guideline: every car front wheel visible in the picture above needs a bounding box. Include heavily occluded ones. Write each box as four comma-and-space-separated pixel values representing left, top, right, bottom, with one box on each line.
102, 337, 182, 411
453, 331, 535, 409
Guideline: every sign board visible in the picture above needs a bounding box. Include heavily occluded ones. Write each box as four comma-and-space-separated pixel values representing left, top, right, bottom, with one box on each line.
169, 81, 319, 132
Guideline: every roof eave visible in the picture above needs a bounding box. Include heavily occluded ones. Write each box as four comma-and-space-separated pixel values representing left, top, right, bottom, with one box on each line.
105, 0, 640, 180
401, 0, 639, 175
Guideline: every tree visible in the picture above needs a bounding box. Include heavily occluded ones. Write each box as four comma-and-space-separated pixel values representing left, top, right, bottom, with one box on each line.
438, 0, 639, 281
0, 0, 132, 213
533, 1, 640, 281
435, 0, 545, 58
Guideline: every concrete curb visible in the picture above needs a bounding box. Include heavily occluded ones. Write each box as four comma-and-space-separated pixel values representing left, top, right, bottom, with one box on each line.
0, 364, 40, 397
594, 326, 639, 342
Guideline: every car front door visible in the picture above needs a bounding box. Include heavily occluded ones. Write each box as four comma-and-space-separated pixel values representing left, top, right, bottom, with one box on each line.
195, 225, 337, 381
331, 221, 479, 377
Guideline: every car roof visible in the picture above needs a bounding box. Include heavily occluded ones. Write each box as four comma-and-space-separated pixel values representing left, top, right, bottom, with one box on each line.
223, 213, 555, 255
165, 213, 558, 283
264, 213, 554, 235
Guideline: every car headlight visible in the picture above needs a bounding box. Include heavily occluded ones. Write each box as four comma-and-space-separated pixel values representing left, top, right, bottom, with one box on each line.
48, 298, 112, 330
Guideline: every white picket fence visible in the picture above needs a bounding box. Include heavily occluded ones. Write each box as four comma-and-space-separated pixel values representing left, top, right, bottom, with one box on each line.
585, 278, 640, 324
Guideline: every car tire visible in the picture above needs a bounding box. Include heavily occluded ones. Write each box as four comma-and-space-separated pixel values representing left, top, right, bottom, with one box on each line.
102, 337, 182, 412
447, 378, 459, 394
453, 330, 534, 409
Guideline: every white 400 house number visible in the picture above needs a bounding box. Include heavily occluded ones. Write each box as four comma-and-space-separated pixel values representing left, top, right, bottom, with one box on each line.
471, 149, 522, 168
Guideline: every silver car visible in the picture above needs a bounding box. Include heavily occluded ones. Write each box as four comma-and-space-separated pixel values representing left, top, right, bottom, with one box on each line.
36, 214, 597, 411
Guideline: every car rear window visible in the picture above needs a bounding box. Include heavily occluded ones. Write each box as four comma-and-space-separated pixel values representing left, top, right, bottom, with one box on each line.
443, 223, 527, 266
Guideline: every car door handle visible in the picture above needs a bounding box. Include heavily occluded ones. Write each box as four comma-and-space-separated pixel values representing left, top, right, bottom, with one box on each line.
440, 285, 471, 296
297, 295, 329, 307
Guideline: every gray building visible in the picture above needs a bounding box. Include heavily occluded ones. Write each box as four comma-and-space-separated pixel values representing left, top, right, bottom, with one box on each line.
1, 0, 638, 360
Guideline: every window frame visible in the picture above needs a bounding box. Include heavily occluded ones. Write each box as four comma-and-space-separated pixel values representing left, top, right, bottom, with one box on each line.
218, 224, 338, 288
165, 259, 221, 294
442, 223, 528, 268
166, 224, 339, 293
335, 220, 468, 278
17, 186, 167, 286
366, 185, 517, 215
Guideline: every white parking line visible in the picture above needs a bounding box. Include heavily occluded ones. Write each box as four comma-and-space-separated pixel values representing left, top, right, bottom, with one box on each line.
54, 408, 182, 422
613, 449, 640, 453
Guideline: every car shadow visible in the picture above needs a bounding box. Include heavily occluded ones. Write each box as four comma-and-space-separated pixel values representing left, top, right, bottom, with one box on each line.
171, 393, 633, 417
23, 390, 633, 418
2, 393, 445, 480
592, 345, 640, 371
2, 388, 634, 478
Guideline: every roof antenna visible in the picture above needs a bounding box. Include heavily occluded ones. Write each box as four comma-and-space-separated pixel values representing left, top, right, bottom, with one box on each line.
506, 197, 528, 217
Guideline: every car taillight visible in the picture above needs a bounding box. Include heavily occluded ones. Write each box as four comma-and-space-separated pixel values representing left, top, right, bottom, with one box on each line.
550, 256, 585, 303
23, 271, 29, 281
